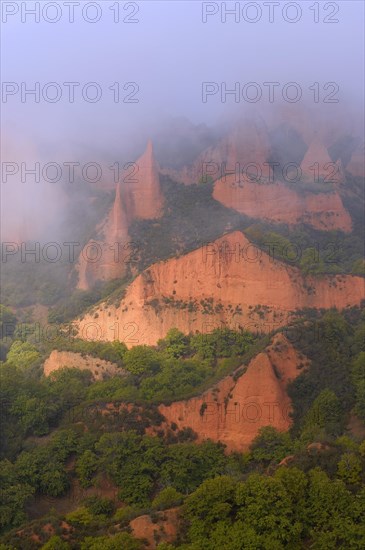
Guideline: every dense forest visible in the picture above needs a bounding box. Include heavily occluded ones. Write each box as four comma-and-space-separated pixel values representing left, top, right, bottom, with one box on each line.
1, 305, 365, 548
1, 159, 364, 549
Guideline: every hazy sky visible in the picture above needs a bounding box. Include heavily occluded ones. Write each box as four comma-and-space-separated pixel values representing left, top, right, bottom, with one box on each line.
1, 1, 364, 241
2, 0, 364, 156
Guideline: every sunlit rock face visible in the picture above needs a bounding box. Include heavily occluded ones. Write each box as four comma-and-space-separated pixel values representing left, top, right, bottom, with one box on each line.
123, 140, 164, 221
43, 350, 123, 381
159, 333, 309, 452
76, 182, 130, 290
76, 141, 164, 289
213, 176, 351, 232
165, 116, 271, 185
300, 135, 344, 183
75, 231, 365, 346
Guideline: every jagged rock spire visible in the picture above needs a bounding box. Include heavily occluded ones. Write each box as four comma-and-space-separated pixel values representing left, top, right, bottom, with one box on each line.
124, 140, 164, 219
76, 182, 130, 290
112, 182, 128, 238
185, 116, 270, 185
300, 135, 343, 183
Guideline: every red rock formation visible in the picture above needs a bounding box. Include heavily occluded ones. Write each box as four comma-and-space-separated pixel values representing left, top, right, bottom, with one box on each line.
159, 333, 306, 452
76, 183, 130, 290
76, 141, 165, 289
43, 350, 124, 381
129, 508, 180, 549
166, 117, 270, 185
266, 104, 359, 151
124, 140, 164, 220
213, 176, 352, 232
75, 231, 364, 346
300, 136, 344, 184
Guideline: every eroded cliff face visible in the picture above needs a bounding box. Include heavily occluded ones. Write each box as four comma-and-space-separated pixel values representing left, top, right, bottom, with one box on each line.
172, 122, 352, 232
43, 350, 124, 381
76, 142, 164, 289
124, 140, 164, 220
75, 231, 364, 346
129, 508, 180, 549
76, 183, 130, 290
159, 333, 308, 452
166, 117, 271, 185
213, 176, 352, 232
300, 136, 344, 183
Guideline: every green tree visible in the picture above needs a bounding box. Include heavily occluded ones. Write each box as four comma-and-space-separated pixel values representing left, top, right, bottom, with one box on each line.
66, 506, 94, 526
6, 340, 40, 370
351, 352, 365, 420
139, 357, 209, 401
15, 445, 69, 497
123, 346, 161, 376
250, 426, 293, 463
274, 467, 308, 508
235, 474, 303, 547
351, 258, 365, 276
76, 450, 99, 488
10, 395, 50, 436
96, 432, 164, 506
46, 368, 92, 413
301, 389, 343, 441
300, 248, 326, 275
161, 441, 226, 494
0, 305, 17, 338
306, 467, 365, 547
80, 533, 142, 549
0, 459, 34, 531
359, 440, 365, 458
41, 536, 71, 549
84, 496, 115, 517
152, 487, 183, 510
158, 328, 189, 358
337, 453, 362, 485
183, 476, 236, 540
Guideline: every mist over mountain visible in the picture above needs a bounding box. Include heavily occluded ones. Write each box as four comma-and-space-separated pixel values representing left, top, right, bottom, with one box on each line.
1, 3, 365, 548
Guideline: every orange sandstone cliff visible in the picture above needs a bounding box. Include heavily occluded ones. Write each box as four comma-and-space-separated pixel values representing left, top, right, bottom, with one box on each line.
164, 117, 271, 185
75, 231, 364, 346
124, 140, 164, 221
76, 183, 130, 290
213, 176, 352, 232
43, 350, 124, 381
300, 136, 344, 183
129, 508, 180, 549
76, 141, 164, 289
159, 333, 308, 452
193, 126, 352, 232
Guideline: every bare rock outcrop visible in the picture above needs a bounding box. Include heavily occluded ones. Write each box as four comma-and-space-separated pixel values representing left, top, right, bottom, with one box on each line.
75, 231, 364, 346
124, 140, 164, 220
43, 350, 124, 381
213, 176, 352, 232
129, 508, 180, 549
159, 333, 308, 452
76, 141, 164, 289
76, 183, 130, 290
166, 117, 271, 185
300, 136, 344, 184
